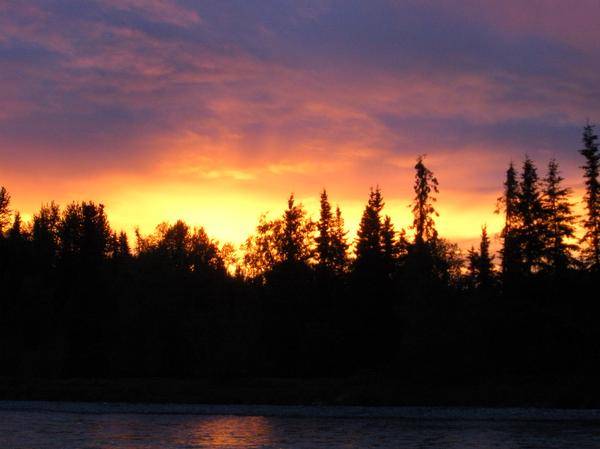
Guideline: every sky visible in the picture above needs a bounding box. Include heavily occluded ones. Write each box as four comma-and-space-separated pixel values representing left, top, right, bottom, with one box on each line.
1, 0, 600, 249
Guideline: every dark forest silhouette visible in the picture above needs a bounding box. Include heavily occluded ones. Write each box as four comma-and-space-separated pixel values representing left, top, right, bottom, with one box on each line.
1, 124, 599, 389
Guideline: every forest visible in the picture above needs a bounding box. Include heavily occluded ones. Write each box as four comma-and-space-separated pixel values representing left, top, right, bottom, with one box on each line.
0, 124, 599, 395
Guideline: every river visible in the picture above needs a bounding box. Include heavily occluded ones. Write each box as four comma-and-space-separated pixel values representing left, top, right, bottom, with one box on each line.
1, 401, 599, 448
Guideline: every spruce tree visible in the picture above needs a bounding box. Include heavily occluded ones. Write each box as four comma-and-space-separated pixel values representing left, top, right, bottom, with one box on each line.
0, 186, 10, 235
468, 225, 494, 289
281, 194, 315, 265
541, 159, 577, 272
355, 186, 384, 262
497, 162, 521, 279
579, 124, 600, 269
381, 215, 396, 258
32, 202, 60, 273
517, 157, 545, 274
8, 212, 23, 240
381, 215, 398, 273
411, 156, 438, 245
316, 190, 349, 275
316, 189, 334, 271
330, 206, 349, 275
467, 245, 479, 286
117, 231, 131, 258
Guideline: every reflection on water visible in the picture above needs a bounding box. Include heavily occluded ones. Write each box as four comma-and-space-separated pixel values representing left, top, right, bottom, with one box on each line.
189, 416, 274, 447
1, 402, 599, 449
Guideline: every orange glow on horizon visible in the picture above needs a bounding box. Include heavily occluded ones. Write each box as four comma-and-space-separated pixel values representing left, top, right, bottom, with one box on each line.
3, 147, 588, 257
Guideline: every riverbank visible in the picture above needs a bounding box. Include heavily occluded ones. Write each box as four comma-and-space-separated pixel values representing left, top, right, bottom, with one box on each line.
1, 376, 599, 408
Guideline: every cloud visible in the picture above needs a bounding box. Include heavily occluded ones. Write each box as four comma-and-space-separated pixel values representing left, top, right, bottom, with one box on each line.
1, 0, 599, 246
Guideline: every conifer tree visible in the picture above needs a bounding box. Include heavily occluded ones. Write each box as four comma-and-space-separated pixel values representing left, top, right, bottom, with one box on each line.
381, 215, 398, 272
541, 159, 577, 272
316, 190, 348, 275
467, 245, 479, 284
8, 212, 23, 241
330, 206, 349, 274
396, 228, 410, 259
281, 194, 315, 265
316, 189, 334, 270
517, 157, 545, 274
117, 231, 131, 258
579, 124, 600, 269
355, 187, 384, 263
411, 156, 438, 245
467, 225, 494, 289
497, 162, 522, 278
0, 186, 10, 235
32, 202, 60, 272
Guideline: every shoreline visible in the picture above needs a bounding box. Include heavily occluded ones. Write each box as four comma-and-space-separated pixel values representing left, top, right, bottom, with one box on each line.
2, 377, 599, 409
2, 400, 600, 421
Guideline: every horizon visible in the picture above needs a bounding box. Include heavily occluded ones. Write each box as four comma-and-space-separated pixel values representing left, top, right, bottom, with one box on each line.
5, 151, 590, 255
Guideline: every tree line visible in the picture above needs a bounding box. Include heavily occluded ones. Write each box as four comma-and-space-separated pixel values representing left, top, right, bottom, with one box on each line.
0, 124, 599, 382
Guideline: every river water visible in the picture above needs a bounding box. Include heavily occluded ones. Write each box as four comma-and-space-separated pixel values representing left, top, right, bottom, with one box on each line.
1, 401, 599, 448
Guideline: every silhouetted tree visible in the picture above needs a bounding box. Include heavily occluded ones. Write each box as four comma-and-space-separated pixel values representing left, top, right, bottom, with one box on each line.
8, 212, 23, 241
517, 157, 546, 274
31, 202, 61, 273
6, 211, 28, 280
136, 220, 226, 275
467, 225, 494, 290
541, 159, 578, 273
579, 124, 600, 269
110, 231, 131, 260
356, 187, 385, 254
381, 215, 398, 275
153, 220, 190, 270
316, 190, 348, 276
58, 201, 112, 269
411, 156, 438, 246
242, 214, 283, 280
403, 156, 451, 289
330, 206, 349, 275
0, 186, 10, 234
281, 194, 315, 265
316, 189, 334, 271
355, 186, 384, 266
189, 227, 226, 274
431, 238, 464, 286
117, 231, 130, 256
242, 194, 314, 280
497, 162, 522, 281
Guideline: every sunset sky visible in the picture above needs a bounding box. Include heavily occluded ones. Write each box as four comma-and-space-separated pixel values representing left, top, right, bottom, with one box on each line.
1, 1, 600, 249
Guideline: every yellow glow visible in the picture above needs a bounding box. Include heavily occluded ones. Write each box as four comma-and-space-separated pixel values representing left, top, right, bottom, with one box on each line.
3, 143, 589, 256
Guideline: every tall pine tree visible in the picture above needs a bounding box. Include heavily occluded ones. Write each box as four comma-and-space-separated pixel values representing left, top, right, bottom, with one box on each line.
316, 190, 349, 275
381, 215, 398, 275
541, 159, 577, 272
411, 156, 438, 246
316, 189, 334, 270
467, 225, 494, 290
355, 186, 384, 263
579, 124, 600, 269
497, 162, 522, 279
281, 194, 315, 265
0, 186, 10, 235
517, 157, 545, 274
330, 206, 349, 275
